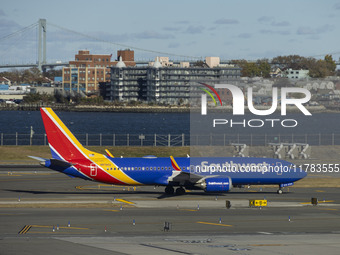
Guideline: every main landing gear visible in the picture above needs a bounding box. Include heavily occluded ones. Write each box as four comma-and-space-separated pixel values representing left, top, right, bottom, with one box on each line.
164, 186, 186, 195
277, 186, 283, 194
165, 186, 174, 195
175, 187, 186, 195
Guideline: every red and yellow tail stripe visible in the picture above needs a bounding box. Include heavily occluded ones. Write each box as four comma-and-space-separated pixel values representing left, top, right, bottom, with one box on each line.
40, 108, 140, 185
170, 156, 181, 171
105, 149, 114, 157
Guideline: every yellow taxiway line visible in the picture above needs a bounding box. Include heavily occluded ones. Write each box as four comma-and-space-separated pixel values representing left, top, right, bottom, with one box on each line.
300, 200, 335, 205
196, 221, 232, 227
115, 199, 135, 205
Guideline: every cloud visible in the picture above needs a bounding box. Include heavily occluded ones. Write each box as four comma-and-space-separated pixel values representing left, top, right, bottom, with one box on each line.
91, 31, 133, 42
163, 26, 181, 32
47, 29, 100, 43
306, 35, 320, 40
0, 19, 26, 41
238, 33, 252, 39
334, 2, 340, 9
0, 9, 6, 16
46, 28, 174, 52
258, 16, 274, 23
297, 26, 314, 35
271, 21, 290, 27
168, 42, 180, 48
208, 26, 218, 31
176, 20, 190, 24
133, 31, 174, 40
258, 16, 290, 27
186, 41, 196, 46
297, 24, 334, 35
185, 25, 204, 34
316, 24, 334, 33
260, 29, 290, 35
214, 18, 239, 25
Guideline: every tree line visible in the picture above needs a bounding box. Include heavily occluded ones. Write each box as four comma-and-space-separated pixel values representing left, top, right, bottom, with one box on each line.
0, 55, 338, 85
231, 55, 337, 78
0, 67, 62, 84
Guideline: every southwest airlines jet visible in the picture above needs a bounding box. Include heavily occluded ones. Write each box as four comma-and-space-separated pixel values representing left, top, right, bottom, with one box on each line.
31, 108, 306, 195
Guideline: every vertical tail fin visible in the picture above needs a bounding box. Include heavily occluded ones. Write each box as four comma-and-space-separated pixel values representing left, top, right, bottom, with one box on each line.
40, 108, 91, 161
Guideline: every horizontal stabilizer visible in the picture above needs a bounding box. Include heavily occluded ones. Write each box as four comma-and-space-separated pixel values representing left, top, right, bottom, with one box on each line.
49, 159, 74, 168
28, 156, 47, 162
29, 156, 73, 168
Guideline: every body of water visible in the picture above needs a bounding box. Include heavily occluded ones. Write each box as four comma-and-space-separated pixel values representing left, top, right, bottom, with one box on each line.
0, 110, 340, 135
0, 111, 190, 135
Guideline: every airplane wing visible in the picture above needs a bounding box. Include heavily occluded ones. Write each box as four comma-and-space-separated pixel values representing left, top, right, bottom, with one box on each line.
168, 156, 217, 186
167, 170, 204, 184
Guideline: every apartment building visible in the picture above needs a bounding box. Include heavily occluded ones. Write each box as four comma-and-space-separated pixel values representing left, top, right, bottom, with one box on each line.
106, 57, 241, 105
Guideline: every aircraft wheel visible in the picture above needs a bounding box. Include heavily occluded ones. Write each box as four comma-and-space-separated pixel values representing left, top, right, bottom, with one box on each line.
176, 187, 186, 195
165, 186, 174, 195
277, 189, 283, 194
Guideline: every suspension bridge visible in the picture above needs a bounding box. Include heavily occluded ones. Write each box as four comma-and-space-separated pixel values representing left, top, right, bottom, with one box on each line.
0, 19, 339, 72
0, 19, 203, 72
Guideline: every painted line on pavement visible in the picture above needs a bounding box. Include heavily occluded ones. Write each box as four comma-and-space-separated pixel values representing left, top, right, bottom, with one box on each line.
196, 221, 232, 227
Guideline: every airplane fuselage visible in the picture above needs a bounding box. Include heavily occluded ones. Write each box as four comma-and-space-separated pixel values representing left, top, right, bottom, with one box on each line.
46, 156, 306, 189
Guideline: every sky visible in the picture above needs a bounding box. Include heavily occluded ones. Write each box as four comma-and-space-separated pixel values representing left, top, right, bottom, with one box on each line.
1, 0, 340, 64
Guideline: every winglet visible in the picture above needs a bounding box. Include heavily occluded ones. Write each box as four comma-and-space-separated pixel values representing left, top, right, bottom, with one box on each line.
170, 156, 181, 171
105, 149, 114, 158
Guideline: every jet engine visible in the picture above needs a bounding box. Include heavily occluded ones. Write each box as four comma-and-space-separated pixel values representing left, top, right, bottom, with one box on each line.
199, 177, 232, 192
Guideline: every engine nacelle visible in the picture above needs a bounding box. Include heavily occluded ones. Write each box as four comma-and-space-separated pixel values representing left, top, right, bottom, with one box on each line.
201, 177, 232, 192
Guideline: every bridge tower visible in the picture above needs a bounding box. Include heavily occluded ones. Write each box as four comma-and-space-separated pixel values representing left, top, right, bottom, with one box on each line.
37, 19, 47, 72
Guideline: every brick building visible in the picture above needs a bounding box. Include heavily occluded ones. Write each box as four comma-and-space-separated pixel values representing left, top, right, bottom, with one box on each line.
62, 49, 135, 93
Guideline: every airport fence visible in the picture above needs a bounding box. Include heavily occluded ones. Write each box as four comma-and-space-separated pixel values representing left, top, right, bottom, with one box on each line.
1, 133, 340, 146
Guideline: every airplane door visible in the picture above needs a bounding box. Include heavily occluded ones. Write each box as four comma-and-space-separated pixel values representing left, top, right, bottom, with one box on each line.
90, 163, 97, 176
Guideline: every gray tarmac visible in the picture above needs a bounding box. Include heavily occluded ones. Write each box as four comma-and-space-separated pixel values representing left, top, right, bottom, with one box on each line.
1, 166, 340, 255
